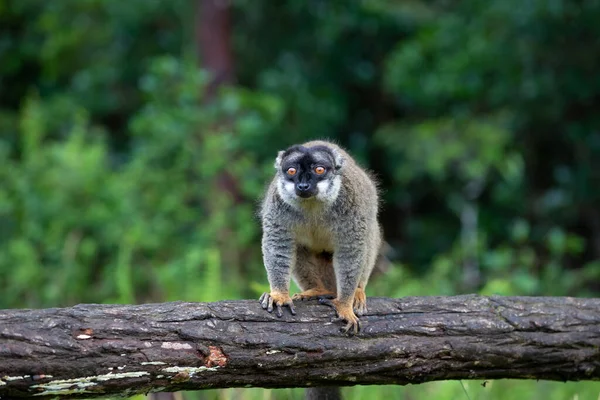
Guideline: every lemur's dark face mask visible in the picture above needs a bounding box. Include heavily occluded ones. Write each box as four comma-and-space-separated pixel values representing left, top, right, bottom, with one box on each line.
282, 154, 333, 199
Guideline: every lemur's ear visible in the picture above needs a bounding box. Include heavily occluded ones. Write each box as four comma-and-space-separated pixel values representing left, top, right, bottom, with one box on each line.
274, 151, 285, 169
332, 149, 345, 171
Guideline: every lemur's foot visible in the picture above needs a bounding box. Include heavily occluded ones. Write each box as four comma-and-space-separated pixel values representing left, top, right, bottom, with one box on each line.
353, 287, 368, 316
293, 288, 335, 301
259, 291, 296, 318
319, 297, 360, 334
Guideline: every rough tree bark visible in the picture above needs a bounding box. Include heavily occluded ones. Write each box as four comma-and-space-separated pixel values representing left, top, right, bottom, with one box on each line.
1, 295, 599, 399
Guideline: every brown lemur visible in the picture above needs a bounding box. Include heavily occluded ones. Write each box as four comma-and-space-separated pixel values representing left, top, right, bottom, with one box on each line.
259, 140, 382, 333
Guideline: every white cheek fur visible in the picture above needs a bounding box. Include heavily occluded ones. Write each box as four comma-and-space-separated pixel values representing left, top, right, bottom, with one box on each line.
316, 180, 330, 193
316, 176, 341, 204
276, 179, 295, 195
284, 181, 295, 194
277, 178, 300, 208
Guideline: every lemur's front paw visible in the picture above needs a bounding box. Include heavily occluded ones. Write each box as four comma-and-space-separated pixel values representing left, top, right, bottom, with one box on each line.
259, 291, 296, 318
319, 298, 360, 334
292, 288, 335, 301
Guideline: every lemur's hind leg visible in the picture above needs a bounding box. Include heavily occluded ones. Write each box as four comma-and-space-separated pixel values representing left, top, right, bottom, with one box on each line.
292, 247, 336, 300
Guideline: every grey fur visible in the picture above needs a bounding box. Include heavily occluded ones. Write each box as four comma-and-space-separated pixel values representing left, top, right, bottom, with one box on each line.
260, 140, 382, 328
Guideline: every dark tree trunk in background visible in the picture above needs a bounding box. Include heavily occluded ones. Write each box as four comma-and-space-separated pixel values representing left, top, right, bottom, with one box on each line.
195, 0, 246, 262
196, 0, 234, 96
148, 6, 238, 400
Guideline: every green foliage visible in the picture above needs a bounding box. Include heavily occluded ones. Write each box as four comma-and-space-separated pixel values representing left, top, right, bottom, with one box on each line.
181, 380, 600, 400
1, 0, 599, 399
0, 56, 283, 308
377, 115, 514, 183
375, 0, 600, 295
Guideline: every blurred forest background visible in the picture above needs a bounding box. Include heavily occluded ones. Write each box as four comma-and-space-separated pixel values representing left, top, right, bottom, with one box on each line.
1, 0, 599, 399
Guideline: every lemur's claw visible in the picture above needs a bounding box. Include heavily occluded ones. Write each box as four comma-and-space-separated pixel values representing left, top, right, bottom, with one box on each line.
260, 292, 296, 317
319, 297, 361, 334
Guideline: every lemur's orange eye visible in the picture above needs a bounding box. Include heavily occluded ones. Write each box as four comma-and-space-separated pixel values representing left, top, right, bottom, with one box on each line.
287, 167, 297, 176
314, 166, 326, 175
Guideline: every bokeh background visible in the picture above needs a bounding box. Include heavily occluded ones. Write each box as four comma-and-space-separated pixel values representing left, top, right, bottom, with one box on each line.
1, 1, 599, 399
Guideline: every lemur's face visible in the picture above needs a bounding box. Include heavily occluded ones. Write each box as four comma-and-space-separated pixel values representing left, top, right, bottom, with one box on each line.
275, 145, 343, 204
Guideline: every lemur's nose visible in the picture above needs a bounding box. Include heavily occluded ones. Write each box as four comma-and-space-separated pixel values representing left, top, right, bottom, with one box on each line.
296, 182, 310, 191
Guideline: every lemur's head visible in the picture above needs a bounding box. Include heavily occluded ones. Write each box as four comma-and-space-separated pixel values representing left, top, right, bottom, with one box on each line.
274, 143, 345, 205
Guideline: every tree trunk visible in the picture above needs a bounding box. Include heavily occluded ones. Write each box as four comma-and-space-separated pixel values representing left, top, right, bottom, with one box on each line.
1, 295, 599, 398
196, 0, 234, 96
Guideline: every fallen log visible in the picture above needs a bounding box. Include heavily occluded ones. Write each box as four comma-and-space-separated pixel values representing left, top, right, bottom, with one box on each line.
0, 295, 599, 399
